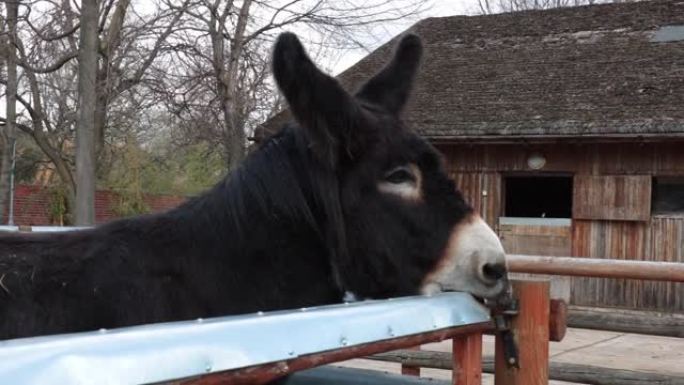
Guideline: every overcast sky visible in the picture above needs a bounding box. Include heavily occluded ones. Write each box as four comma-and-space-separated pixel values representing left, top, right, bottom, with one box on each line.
331, 0, 478, 73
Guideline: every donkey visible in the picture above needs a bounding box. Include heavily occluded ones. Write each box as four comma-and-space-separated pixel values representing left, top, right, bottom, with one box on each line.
0, 33, 508, 341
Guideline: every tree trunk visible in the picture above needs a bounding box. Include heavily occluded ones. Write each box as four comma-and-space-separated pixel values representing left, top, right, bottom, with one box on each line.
94, 0, 130, 156
208, 0, 252, 171
12, 24, 78, 211
224, 0, 252, 170
0, 137, 12, 224
0, 0, 19, 223
74, 0, 99, 225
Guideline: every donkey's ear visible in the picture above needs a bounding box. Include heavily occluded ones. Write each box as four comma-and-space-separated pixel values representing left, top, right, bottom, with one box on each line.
355, 34, 423, 115
272, 33, 360, 167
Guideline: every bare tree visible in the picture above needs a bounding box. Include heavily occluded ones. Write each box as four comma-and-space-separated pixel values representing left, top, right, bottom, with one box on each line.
160, 0, 427, 170
1, 0, 426, 223
0, 0, 188, 222
74, 0, 99, 225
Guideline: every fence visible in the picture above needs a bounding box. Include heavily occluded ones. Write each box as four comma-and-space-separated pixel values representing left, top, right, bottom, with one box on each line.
1, 184, 185, 226
0, 292, 495, 385
378, 255, 684, 385
2, 253, 682, 384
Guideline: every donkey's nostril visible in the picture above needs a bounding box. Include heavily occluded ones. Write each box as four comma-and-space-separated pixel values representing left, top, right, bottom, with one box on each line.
482, 262, 506, 282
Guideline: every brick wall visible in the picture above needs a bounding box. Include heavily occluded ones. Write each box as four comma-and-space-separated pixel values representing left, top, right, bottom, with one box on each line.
1, 184, 187, 226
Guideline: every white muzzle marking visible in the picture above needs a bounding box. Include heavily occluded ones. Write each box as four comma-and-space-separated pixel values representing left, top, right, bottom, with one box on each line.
422, 214, 508, 299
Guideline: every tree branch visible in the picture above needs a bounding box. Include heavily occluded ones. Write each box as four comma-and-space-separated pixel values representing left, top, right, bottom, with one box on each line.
23, 6, 80, 42
0, 116, 33, 134
17, 51, 78, 73
116, 0, 190, 94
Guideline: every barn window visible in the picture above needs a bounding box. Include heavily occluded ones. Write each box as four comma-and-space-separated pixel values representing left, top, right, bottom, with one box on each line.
504, 176, 573, 218
652, 177, 684, 215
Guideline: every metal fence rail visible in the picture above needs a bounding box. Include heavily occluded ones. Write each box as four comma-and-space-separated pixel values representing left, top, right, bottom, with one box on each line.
0, 292, 491, 385
0, 225, 89, 232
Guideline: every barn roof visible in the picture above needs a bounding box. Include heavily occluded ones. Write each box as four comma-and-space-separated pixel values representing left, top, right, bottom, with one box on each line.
258, 0, 684, 142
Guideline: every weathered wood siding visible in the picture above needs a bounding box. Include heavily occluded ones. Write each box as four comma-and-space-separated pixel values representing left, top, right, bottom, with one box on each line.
438, 142, 684, 175
440, 141, 684, 312
450, 172, 501, 226
573, 175, 652, 221
572, 217, 684, 311
500, 224, 572, 256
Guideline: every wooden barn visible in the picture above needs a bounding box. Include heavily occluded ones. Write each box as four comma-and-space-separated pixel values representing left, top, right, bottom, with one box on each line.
258, 0, 684, 312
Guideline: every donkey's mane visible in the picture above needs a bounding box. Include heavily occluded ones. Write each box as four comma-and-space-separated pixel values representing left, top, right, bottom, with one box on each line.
179, 125, 347, 260
0, 124, 355, 338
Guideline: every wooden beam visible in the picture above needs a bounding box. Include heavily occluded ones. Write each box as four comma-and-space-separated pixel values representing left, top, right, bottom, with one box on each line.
453, 333, 482, 385
368, 350, 684, 385
494, 280, 549, 385
568, 306, 684, 338
506, 254, 684, 282
401, 346, 421, 376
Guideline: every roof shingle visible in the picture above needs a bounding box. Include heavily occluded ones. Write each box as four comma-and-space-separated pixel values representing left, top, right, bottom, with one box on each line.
259, 0, 684, 141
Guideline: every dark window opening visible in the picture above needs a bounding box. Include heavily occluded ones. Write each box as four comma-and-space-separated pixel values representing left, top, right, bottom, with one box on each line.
652, 177, 684, 215
504, 176, 573, 218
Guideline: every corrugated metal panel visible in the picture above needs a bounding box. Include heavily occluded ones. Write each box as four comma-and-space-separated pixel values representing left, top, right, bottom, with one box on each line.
573, 175, 652, 221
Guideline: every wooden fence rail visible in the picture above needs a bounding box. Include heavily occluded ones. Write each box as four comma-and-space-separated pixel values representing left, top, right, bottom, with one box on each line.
568, 305, 684, 338
506, 254, 684, 282
393, 255, 684, 384
370, 350, 684, 385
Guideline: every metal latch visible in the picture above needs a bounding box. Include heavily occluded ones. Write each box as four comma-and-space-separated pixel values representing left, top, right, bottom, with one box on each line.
490, 296, 520, 369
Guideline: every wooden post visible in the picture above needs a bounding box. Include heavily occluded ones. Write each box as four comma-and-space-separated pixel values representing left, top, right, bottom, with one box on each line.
495, 280, 549, 385
453, 332, 483, 385
401, 346, 421, 376
549, 299, 567, 342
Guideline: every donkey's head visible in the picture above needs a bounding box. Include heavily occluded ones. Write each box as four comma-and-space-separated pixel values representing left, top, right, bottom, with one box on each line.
272, 33, 508, 300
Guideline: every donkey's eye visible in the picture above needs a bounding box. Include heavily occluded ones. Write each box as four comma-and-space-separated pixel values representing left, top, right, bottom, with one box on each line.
385, 167, 416, 184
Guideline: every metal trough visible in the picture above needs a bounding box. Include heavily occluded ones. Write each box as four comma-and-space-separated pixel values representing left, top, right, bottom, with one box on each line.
0, 292, 490, 385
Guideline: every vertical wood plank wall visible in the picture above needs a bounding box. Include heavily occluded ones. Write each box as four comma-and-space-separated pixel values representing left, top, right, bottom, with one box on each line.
439, 142, 684, 312
450, 173, 501, 226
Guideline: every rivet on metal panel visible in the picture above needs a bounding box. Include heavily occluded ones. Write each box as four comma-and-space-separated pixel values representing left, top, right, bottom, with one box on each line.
276, 362, 289, 374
